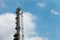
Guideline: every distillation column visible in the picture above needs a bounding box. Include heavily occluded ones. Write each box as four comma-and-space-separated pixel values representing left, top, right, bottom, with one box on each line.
14, 7, 24, 40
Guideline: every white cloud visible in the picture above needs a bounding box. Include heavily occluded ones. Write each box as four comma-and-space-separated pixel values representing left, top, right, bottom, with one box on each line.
0, 12, 48, 40
51, 9, 60, 15
25, 36, 48, 40
37, 2, 46, 7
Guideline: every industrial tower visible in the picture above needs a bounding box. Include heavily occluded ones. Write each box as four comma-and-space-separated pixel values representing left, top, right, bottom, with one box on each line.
14, 7, 24, 40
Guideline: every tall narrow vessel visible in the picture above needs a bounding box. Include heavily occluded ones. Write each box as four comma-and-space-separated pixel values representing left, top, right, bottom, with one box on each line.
14, 7, 24, 40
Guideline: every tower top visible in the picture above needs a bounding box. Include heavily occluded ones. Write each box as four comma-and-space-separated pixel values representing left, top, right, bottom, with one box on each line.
16, 6, 22, 14
17, 6, 21, 11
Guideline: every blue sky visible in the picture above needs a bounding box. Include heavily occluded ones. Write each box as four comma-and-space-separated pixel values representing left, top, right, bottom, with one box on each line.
0, 0, 60, 40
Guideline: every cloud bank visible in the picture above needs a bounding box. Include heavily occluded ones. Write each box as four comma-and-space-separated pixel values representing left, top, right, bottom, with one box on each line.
0, 12, 48, 40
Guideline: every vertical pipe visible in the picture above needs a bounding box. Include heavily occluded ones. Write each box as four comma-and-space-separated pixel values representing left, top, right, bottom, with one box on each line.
14, 7, 21, 40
